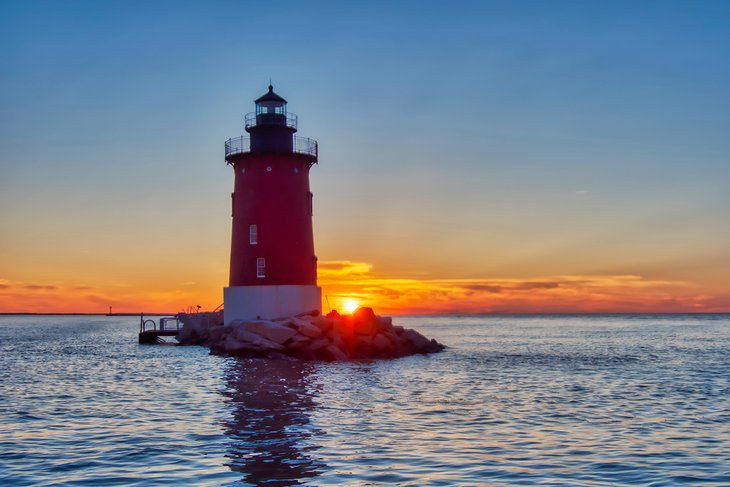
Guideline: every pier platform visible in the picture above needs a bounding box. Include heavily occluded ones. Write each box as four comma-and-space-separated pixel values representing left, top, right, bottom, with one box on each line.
138, 314, 182, 344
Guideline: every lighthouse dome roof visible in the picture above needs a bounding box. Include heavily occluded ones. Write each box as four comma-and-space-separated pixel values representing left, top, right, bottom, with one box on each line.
255, 85, 287, 104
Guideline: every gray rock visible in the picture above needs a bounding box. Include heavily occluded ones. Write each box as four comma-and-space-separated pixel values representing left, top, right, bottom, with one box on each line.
284, 334, 312, 351
290, 318, 323, 338
242, 320, 298, 345
223, 335, 260, 354
311, 316, 333, 333
372, 333, 394, 354
230, 326, 285, 351
323, 344, 348, 361
353, 307, 380, 335
354, 335, 373, 356
308, 337, 331, 351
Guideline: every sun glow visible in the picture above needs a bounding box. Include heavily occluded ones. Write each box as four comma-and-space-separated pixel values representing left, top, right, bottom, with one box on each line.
344, 299, 359, 313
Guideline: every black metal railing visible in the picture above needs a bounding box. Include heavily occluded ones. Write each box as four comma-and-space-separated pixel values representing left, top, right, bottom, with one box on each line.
160, 317, 181, 331
294, 136, 318, 158
225, 135, 318, 159
225, 136, 249, 157
139, 313, 181, 332
140, 315, 157, 332
245, 112, 298, 130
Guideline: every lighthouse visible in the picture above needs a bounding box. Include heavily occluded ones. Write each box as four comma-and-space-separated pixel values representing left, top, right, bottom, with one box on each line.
223, 86, 321, 325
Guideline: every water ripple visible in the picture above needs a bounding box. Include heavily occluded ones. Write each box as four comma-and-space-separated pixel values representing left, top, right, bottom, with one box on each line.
1, 314, 729, 485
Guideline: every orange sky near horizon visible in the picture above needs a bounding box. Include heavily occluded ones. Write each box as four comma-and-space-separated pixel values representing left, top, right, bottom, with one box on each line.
1, 260, 728, 315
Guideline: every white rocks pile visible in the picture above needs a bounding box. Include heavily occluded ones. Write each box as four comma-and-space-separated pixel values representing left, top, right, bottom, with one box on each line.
177, 307, 445, 360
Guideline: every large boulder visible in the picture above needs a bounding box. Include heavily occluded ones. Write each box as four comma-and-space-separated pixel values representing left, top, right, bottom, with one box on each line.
229, 327, 285, 351
289, 318, 323, 338
240, 320, 298, 345
372, 333, 394, 355
403, 329, 431, 350
308, 337, 331, 352
332, 317, 355, 338
352, 307, 380, 335
322, 344, 348, 361
177, 311, 224, 345
223, 335, 261, 354
284, 334, 312, 351
311, 316, 333, 334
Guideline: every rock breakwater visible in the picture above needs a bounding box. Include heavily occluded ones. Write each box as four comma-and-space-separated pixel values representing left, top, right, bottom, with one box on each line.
177, 307, 445, 360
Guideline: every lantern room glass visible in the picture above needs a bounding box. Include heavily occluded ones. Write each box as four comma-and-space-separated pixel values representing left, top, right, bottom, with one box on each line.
256, 100, 286, 115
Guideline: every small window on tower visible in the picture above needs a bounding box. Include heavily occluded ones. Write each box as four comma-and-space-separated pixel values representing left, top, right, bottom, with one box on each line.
256, 257, 266, 278
249, 224, 258, 245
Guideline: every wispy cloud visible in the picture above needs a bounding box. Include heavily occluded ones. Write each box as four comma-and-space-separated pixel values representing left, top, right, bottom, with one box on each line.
24, 284, 58, 291
318, 260, 373, 277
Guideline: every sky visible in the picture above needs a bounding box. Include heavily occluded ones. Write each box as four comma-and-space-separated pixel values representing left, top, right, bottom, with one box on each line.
1, 1, 729, 314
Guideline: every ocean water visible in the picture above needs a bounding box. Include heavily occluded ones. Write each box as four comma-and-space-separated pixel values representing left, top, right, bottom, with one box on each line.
1, 314, 729, 486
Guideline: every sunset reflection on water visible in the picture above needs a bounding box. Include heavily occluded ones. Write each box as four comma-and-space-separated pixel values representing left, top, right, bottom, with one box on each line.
222, 358, 325, 486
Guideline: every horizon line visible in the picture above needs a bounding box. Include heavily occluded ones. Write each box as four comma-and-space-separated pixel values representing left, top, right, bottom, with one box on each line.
1, 311, 729, 317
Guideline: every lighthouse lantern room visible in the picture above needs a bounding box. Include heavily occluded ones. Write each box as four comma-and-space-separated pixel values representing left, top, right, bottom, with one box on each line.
223, 86, 321, 325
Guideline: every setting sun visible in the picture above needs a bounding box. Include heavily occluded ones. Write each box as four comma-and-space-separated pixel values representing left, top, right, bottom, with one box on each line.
344, 299, 359, 313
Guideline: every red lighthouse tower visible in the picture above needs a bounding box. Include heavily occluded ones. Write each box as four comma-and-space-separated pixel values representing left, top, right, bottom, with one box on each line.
223, 85, 321, 324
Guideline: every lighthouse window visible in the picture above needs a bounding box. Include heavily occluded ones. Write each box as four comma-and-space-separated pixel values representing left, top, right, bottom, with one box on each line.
256, 257, 266, 278
249, 224, 258, 245
266, 166, 272, 172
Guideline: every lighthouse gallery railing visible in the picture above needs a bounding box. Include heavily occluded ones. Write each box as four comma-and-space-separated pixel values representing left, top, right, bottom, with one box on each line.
225, 135, 318, 159
244, 112, 298, 130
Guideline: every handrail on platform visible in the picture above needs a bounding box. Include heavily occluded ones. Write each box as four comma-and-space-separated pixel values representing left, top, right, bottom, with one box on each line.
224, 135, 318, 159
139, 313, 180, 333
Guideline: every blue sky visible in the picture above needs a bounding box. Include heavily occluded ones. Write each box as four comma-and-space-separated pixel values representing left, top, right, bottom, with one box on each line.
1, 1, 729, 312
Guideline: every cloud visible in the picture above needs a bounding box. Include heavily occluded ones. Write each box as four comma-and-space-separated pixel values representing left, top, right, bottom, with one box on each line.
515, 281, 560, 290
460, 284, 506, 293
318, 260, 373, 277
460, 281, 560, 293
84, 294, 121, 305
317, 261, 721, 314
24, 284, 58, 291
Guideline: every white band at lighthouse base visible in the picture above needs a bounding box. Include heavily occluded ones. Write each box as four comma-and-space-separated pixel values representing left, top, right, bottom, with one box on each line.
223, 285, 322, 325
